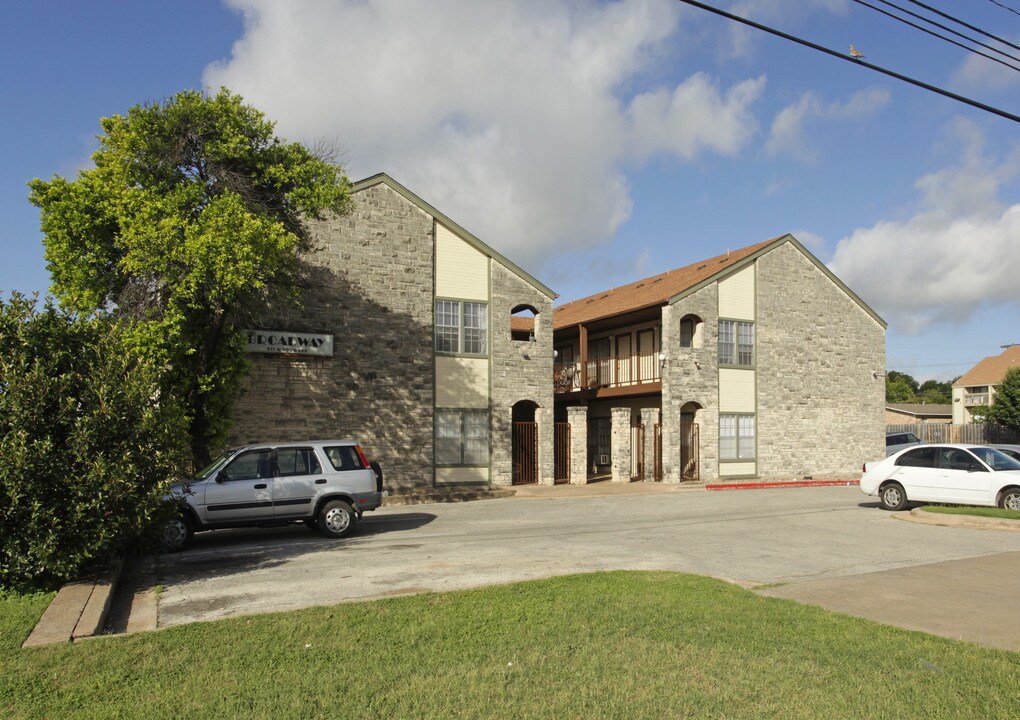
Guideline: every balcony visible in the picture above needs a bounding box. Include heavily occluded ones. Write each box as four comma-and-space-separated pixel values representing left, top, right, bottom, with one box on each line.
554, 353, 661, 394
964, 394, 989, 407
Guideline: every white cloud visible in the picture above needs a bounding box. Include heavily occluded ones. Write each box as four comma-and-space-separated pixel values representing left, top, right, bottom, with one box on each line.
829, 120, 1020, 334
766, 88, 890, 161
204, 0, 767, 268
951, 39, 1020, 93
721, 0, 849, 59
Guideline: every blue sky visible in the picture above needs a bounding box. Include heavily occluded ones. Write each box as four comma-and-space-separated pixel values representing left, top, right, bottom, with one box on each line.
3, 0, 1019, 382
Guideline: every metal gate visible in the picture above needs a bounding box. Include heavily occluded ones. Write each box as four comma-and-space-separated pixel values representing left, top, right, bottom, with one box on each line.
512, 421, 538, 485
653, 423, 662, 481
681, 422, 700, 481
554, 422, 570, 484
632, 423, 645, 481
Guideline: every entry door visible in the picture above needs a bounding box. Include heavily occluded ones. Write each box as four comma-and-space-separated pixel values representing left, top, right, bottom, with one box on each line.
616, 334, 632, 386
203, 448, 275, 523
638, 330, 656, 382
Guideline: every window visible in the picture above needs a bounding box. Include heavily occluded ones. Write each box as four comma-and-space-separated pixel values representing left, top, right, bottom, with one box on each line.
324, 445, 366, 471
895, 447, 937, 468
680, 318, 694, 348
221, 449, 272, 481
435, 300, 488, 355
718, 320, 754, 366
435, 410, 490, 465
720, 414, 755, 460
277, 447, 322, 476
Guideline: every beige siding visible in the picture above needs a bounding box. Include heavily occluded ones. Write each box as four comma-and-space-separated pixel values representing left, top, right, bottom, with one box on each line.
436, 467, 490, 485
719, 368, 755, 412
720, 461, 756, 477
718, 264, 755, 320
436, 356, 489, 408
436, 223, 488, 300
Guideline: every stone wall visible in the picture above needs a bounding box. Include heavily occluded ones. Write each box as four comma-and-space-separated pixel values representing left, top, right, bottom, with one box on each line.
490, 263, 555, 485
755, 243, 885, 478
661, 283, 720, 482
230, 184, 437, 491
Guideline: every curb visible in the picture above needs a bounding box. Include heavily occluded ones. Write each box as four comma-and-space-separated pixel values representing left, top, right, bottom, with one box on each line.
23, 558, 123, 648
897, 507, 1020, 533
706, 479, 860, 491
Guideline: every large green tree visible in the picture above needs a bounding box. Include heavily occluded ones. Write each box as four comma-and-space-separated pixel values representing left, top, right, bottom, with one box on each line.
30, 89, 352, 466
987, 367, 1020, 431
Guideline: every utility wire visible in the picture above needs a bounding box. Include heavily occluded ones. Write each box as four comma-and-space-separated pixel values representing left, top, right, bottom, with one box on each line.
860, 0, 1020, 68
986, 0, 1020, 19
905, 0, 1020, 52
674, 0, 1020, 123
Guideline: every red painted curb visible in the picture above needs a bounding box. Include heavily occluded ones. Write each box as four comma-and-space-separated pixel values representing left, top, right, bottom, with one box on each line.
706, 479, 860, 491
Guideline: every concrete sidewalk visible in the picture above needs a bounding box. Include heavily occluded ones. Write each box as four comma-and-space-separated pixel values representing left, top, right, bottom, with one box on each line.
759, 550, 1020, 651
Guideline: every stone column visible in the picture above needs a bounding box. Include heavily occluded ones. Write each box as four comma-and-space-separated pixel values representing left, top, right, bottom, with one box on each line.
567, 406, 588, 485
641, 407, 661, 482
611, 407, 631, 483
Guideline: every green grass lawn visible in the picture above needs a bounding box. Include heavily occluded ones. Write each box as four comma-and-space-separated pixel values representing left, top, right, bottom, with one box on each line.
2, 572, 1018, 719
921, 505, 1020, 521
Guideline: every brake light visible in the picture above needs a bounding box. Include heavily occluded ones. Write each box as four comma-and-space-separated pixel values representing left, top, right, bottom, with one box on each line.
355, 444, 370, 469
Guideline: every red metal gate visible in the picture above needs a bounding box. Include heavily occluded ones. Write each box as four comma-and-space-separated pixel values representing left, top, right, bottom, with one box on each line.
653, 423, 662, 481
554, 423, 570, 484
512, 422, 538, 485
632, 424, 645, 481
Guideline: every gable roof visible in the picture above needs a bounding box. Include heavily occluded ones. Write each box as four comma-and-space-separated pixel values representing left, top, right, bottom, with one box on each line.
886, 403, 952, 417
553, 233, 885, 329
954, 345, 1020, 387
351, 173, 556, 300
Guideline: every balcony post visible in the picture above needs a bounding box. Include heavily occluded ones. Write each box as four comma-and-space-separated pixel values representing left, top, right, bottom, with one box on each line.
579, 323, 588, 389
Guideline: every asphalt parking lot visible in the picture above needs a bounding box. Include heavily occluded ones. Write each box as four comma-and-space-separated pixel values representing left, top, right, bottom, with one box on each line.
139, 484, 1020, 650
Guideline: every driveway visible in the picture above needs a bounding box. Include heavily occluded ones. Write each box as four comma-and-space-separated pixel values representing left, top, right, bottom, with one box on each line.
149, 485, 1020, 649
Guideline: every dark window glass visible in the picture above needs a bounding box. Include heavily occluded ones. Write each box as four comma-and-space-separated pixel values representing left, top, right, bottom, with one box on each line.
277, 447, 322, 476
895, 447, 937, 468
324, 446, 365, 471
221, 449, 272, 481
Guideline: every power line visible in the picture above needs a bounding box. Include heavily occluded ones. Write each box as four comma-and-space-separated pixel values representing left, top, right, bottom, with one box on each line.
674, 0, 1020, 123
905, 0, 1020, 53
986, 0, 1020, 19
857, 0, 1020, 69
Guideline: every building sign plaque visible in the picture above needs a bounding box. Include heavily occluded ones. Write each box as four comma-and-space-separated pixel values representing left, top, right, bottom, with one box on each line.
245, 330, 334, 357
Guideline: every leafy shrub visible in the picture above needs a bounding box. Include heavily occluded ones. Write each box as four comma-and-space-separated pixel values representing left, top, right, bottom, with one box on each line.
0, 293, 188, 589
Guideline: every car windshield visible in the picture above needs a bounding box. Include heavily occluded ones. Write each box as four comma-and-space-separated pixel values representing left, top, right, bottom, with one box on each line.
193, 451, 237, 480
967, 447, 1020, 472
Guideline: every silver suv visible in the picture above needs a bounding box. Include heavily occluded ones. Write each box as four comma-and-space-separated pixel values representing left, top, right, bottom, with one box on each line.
163, 440, 383, 551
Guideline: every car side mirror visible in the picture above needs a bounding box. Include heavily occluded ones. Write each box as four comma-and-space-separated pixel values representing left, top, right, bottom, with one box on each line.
215, 471, 227, 483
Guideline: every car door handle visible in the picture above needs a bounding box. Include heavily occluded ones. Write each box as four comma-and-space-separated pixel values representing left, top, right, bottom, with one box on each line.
315, 479, 327, 485
254, 483, 268, 489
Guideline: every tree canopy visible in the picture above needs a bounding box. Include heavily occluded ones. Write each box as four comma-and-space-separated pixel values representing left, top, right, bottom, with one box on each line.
885, 371, 954, 405
987, 367, 1020, 431
30, 89, 352, 465
0, 293, 188, 588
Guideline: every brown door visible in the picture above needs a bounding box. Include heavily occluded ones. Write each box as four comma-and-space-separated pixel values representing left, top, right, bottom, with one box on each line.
512, 422, 538, 485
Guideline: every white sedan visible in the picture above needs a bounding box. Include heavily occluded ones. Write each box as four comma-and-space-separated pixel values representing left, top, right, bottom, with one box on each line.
861, 443, 1020, 511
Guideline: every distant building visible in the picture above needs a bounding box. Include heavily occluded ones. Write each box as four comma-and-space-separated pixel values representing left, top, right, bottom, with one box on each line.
952, 345, 1020, 424
885, 403, 952, 425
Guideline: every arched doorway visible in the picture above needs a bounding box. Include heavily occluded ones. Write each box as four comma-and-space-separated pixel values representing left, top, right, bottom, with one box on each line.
680, 402, 702, 481
512, 401, 539, 485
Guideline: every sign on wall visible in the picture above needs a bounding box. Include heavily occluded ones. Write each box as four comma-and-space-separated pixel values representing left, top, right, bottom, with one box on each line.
245, 330, 334, 357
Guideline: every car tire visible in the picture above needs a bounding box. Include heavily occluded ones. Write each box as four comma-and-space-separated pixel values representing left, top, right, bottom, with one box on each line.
162, 512, 194, 552
317, 499, 357, 539
999, 488, 1020, 511
879, 482, 908, 511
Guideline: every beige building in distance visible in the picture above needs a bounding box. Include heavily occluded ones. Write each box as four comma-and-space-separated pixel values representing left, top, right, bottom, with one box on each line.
952, 345, 1020, 424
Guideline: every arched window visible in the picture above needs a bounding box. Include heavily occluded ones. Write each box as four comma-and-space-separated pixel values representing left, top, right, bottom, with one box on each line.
511, 304, 538, 342
679, 314, 703, 349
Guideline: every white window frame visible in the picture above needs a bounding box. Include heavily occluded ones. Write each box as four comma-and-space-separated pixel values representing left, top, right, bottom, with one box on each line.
719, 320, 754, 367
435, 299, 488, 356
720, 413, 755, 461
435, 409, 490, 466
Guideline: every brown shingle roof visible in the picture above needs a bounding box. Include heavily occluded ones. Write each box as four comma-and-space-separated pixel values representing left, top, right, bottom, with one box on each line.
553, 236, 784, 329
510, 316, 534, 333
886, 403, 952, 417
954, 345, 1020, 387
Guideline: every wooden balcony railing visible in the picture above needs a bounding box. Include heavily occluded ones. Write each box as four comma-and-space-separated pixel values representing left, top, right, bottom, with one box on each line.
554, 353, 661, 393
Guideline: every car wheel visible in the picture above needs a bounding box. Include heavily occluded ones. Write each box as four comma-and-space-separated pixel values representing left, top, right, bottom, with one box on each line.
317, 500, 357, 539
162, 512, 194, 552
879, 482, 908, 511
999, 488, 1020, 511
